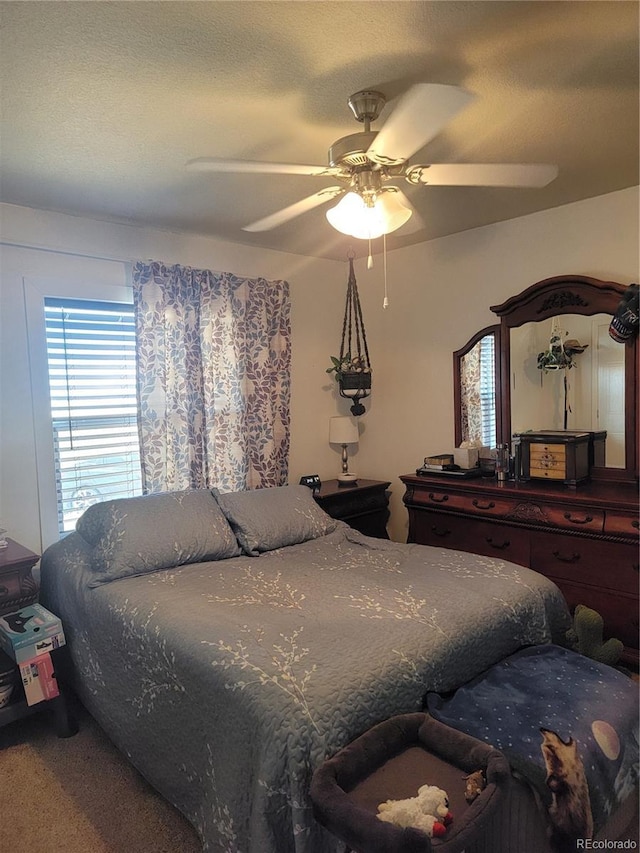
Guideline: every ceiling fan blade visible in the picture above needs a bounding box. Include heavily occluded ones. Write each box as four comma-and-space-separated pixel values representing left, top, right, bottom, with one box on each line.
243, 187, 345, 232
367, 84, 475, 167
405, 163, 559, 187
186, 157, 339, 177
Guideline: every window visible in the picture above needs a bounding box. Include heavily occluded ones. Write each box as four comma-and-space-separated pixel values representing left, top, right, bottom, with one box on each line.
44, 298, 142, 535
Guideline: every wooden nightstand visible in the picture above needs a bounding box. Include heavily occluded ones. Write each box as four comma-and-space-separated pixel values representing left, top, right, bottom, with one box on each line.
0, 541, 78, 737
314, 479, 391, 539
0, 538, 40, 616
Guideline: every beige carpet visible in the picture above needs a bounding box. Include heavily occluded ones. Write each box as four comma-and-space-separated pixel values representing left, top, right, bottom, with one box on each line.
0, 694, 202, 852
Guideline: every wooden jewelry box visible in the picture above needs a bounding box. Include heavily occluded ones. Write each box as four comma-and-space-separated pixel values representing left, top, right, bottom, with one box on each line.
515, 430, 606, 485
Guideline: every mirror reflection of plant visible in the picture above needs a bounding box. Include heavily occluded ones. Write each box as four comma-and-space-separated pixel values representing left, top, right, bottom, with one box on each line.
537, 331, 576, 373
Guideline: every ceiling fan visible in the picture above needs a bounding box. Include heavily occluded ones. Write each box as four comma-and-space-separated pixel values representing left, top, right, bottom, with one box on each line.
186, 84, 559, 238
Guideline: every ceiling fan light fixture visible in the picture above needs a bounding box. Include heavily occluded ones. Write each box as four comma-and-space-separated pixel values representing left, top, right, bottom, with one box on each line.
326, 190, 411, 240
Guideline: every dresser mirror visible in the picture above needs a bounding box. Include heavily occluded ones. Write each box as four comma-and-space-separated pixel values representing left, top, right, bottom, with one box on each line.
454, 275, 638, 482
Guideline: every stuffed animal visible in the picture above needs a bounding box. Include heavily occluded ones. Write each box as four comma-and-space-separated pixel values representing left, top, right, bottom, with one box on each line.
463, 769, 486, 803
566, 604, 624, 666
377, 784, 452, 837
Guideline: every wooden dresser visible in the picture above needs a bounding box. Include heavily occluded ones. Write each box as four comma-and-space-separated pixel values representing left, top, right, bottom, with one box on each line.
400, 474, 639, 666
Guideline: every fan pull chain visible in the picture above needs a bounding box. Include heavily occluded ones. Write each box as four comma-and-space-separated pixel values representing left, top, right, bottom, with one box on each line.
383, 233, 389, 309
367, 237, 373, 270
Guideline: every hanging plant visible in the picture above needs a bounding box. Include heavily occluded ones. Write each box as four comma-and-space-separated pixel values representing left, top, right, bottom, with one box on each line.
326, 353, 371, 383
536, 324, 587, 373
327, 256, 372, 416
536, 331, 576, 372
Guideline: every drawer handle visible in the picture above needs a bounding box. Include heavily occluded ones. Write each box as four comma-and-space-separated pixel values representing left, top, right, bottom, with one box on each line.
552, 550, 581, 564
431, 525, 451, 538
633, 520, 639, 530
563, 512, 593, 525
0, 586, 9, 598
486, 537, 510, 550
473, 499, 496, 510
428, 493, 449, 504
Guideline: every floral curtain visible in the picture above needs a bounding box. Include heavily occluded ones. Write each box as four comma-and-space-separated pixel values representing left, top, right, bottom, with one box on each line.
132, 260, 291, 494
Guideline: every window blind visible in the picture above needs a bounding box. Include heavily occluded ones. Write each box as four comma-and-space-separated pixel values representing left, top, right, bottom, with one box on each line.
44, 297, 142, 535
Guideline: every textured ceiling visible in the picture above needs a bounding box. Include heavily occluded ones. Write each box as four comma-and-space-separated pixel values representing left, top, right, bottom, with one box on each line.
1, 1, 638, 261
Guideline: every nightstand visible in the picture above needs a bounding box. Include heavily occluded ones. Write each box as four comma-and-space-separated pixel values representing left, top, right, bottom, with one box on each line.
314, 479, 391, 539
0, 538, 40, 616
0, 541, 78, 737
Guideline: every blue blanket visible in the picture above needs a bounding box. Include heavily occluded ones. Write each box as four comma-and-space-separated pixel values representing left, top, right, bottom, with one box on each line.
427, 645, 638, 843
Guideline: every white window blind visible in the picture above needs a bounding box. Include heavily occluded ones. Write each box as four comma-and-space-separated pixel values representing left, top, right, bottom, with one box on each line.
44, 297, 142, 535
479, 334, 497, 448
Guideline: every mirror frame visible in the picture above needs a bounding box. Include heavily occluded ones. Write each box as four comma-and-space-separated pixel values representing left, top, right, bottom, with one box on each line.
490, 274, 638, 483
453, 324, 502, 448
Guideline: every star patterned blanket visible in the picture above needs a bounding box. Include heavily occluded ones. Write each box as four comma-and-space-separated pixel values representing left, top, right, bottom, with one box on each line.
41, 522, 570, 853
427, 644, 639, 849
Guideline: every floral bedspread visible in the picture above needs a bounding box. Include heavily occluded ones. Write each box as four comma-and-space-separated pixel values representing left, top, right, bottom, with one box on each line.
40, 524, 570, 853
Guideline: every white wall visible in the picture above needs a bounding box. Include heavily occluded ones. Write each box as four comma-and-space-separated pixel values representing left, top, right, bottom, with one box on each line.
1, 186, 638, 551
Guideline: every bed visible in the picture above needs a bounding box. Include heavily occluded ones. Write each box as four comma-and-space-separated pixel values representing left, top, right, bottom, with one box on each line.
39, 485, 572, 853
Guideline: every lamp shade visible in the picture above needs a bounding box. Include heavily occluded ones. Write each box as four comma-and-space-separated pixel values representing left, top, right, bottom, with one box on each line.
326, 190, 411, 240
328, 416, 359, 445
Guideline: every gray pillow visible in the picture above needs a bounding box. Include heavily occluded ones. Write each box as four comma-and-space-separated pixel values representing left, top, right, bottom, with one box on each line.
213, 484, 338, 556
76, 489, 241, 586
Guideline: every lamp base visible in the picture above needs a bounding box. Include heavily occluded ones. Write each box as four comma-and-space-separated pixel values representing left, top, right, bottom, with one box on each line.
337, 473, 358, 487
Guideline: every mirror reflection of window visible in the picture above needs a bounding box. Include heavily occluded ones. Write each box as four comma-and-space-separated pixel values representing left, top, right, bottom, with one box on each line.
460, 335, 496, 448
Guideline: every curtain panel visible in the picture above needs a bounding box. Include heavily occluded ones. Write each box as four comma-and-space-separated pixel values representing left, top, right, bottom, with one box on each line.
132, 260, 291, 494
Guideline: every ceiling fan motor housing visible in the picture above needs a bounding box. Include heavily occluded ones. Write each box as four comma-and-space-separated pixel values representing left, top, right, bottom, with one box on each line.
328, 131, 379, 169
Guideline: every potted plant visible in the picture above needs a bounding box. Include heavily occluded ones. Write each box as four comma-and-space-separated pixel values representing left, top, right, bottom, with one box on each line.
326, 353, 372, 394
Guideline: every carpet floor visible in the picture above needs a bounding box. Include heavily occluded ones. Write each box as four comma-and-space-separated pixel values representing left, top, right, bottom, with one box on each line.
0, 693, 202, 852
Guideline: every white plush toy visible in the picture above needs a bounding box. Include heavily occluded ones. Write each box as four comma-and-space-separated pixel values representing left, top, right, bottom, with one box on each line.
377, 785, 452, 837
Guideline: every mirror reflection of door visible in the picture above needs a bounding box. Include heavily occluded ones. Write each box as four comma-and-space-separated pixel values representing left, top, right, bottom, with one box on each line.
510, 312, 625, 467
593, 317, 625, 467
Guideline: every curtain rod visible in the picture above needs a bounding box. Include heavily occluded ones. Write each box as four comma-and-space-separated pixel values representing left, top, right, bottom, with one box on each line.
1, 240, 132, 265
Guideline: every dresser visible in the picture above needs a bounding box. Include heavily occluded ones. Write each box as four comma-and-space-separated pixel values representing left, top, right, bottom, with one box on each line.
400, 474, 639, 666
314, 479, 391, 539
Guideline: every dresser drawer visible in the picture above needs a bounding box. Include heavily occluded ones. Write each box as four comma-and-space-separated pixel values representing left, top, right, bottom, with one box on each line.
542, 504, 604, 534
604, 511, 640, 538
553, 579, 639, 652
409, 486, 515, 519
531, 534, 639, 594
410, 511, 530, 567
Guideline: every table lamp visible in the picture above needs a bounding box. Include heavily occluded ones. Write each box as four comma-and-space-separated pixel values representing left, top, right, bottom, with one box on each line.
329, 417, 359, 485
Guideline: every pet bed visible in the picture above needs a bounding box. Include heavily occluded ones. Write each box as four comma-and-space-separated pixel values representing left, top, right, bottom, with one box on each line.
310, 711, 511, 852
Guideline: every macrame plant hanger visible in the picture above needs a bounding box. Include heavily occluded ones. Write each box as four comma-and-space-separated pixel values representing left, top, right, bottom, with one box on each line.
338, 253, 372, 416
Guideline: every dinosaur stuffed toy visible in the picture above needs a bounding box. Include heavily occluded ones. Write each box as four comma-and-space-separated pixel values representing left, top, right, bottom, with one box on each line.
566, 604, 624, 666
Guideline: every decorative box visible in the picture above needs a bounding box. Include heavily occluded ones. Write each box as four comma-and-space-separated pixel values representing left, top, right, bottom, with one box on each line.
19, 651, 60, 706
0, 603, 66, 664
453, 447, 479, 469
515, 430, 594, 485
